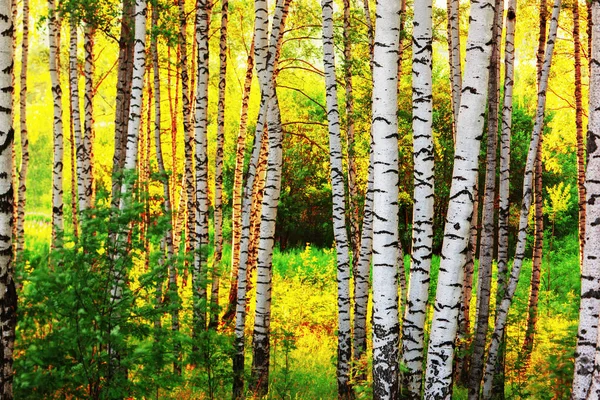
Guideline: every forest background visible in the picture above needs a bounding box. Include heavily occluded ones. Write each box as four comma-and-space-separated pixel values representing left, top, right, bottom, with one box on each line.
3, 0, 590, 398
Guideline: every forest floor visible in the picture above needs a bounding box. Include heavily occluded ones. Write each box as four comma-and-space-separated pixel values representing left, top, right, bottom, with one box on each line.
18, 216, 579, 399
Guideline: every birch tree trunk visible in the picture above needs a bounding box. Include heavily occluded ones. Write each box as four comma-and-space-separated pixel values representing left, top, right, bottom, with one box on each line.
370, 0, 401, 397
572, 2, 600, 396
209, 0, 229, 329
321, 0, 352, 395
467, 1, 503, 397
16, 0, 29, 260
447, 0, 461, 142
0, 2, 15, 397
111, 0, 134, 205
574, 0, 586, 267
49, 0, 64, 247
251, 0, 289, 393
496, 0, 517, 332
194, 0, 210, 337
225, 40, 254, 323
423, 1, 495, 398
69, 19, 88, 214
481, 2, 561, 398
401, 1, 433, 397
83, 26, 95, 207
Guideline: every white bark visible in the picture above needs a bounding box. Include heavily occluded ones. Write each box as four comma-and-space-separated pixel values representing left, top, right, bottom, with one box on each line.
251, 0, 289, 394
16, 0, 29, 259
446, 0, 461, 142
573, 1, 600, 398
481, 1, 561, 398
321, 0, 352, 395
49, 0, 63, 246
0, 2, 15, 397
423, 1, 495, 398
371, 0, 400, 397
401, 1, 433, 397
82, 26, 94, 209
194, 0, 210, 334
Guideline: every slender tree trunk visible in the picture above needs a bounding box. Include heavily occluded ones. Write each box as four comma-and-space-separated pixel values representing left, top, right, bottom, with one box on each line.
209, 0, 229, 330
232, 96, 267, 400
15, 0, 29, 262
370, 0, 401, 397
343, 0, 359, 298
521, 0, 547, 363
83, 26, 95, 207
110, 0, 147, 390
49, 0, 64, 247
522, 138, 544, 359
467, 1, 503, 397
151, 5, 179, 375
492, 2, 518, 397
361, 0, 374, 70
0, 3, 15, 397
112, 0, 134, 205
225, 40, 254, 324
401, 2, 433, 398
69, 19, 88, 215
321, 0, 352, 396
572, 2, 600, 396
481, 2, 561, 398
423, 1, 495, 398
574, 0, 586, 267
193, 0, 210, 339
251, 0, 289, 394
447, 0, 461, 143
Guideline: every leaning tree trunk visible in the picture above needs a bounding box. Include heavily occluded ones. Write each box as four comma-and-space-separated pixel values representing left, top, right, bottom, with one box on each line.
150, 5, 179, 375
0, 2, 15, 398
209, 0, 229, 330
401, 1, 433, 398
467, 1, 503, 397
370, 0, 401, 397
225, 40, 254, 323
321, 0, 352, 396
481, 2, 561, 398
423, 1, 495, 398
574, 0, 586, 267
49, 0, 64, 247
447, 0, 461, 143
193, 0, 210, 338
251, 0, 289, 394
15, 0, 29, 261
572, 2, 600, 397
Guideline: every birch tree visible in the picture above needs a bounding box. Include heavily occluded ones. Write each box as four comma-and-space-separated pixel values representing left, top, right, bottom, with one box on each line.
423, 1, 495, 397
370, 0, 400, 396
481, 2, 561, 398
251, 0, 289, 393
321, 0, 351, 395
0, 2, 15, 397
111, 0, 134, 204
446, 0, 461, 142
573, 2, 600, 396
210, 0, 229, 329
401, 1, 433, 397
16, 0, 29, 259
468, 1, 503, 396
83, 25, 95, 207
574, 0, 586, 266
194, 0, 210, 336
49, 0, 64, 246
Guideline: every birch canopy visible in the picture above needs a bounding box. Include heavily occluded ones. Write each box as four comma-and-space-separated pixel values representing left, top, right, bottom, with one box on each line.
2, 0, 596, 398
